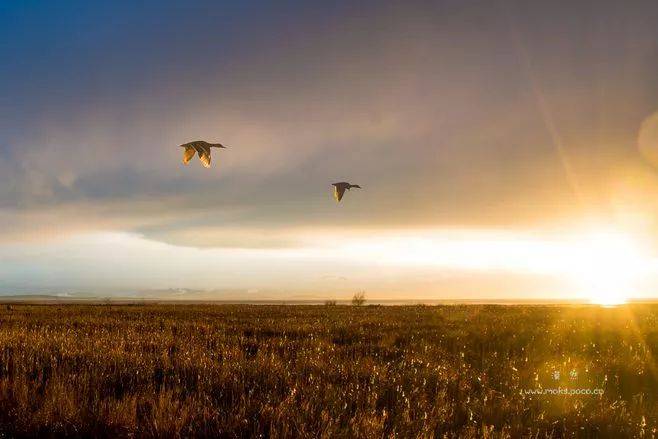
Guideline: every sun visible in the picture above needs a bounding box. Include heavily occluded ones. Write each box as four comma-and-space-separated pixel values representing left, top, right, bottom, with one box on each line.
567, 229, 649, 306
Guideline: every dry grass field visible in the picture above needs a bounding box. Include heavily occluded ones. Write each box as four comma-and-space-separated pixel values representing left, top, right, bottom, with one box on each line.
0, 304, 655, 437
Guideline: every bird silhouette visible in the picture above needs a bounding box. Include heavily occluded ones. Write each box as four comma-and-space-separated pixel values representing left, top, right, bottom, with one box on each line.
180, 141, 226, 168
332, 182, 361, 202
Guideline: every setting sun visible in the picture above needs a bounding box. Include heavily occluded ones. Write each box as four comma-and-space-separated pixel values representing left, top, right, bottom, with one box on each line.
566, 229, 650, 306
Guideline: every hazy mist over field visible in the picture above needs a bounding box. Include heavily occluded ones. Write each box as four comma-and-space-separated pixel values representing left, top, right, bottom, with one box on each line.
4, 1, 658, 301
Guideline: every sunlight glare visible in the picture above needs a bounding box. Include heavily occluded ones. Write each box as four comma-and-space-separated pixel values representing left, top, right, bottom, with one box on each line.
316, 227, 654, 305
566, 229, 649, 306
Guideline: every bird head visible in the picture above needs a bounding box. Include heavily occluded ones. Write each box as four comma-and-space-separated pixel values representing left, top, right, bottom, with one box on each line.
351, 184, 362, 189
213, 143, 227, 148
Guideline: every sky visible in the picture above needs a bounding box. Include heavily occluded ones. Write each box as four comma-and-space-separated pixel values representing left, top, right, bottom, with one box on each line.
3, 0, 658, 301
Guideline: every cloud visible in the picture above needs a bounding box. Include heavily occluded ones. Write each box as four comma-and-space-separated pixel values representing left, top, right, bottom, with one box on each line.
3, 0, 658, 251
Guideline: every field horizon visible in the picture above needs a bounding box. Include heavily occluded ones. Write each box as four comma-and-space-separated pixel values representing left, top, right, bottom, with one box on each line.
3, 295, 658, 306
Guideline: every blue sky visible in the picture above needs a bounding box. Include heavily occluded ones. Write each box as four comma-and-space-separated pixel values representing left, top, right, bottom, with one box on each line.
3, 1, 658, 300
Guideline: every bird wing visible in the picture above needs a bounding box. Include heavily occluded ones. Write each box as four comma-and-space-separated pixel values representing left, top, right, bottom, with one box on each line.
196, 144, 212, 168
334, 185, 346, 202
182, 146, 196, 164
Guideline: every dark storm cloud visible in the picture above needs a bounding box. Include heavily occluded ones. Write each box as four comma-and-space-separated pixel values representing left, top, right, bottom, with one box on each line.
3, 0, 658, 247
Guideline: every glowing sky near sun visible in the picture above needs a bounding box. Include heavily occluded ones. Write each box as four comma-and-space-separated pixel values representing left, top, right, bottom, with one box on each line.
4, 1, 658, 300
2, 226, 658, 304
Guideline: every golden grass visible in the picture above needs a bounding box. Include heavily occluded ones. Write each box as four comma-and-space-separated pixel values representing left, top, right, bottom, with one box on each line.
0, 304, 654, 437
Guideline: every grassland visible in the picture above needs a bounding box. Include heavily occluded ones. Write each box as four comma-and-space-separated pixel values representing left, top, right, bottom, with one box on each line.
0, 304, 655, 437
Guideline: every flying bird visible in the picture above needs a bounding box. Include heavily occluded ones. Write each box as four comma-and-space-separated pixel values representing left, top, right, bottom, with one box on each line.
180, 140, 227, 168
332, 182, 361, 202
